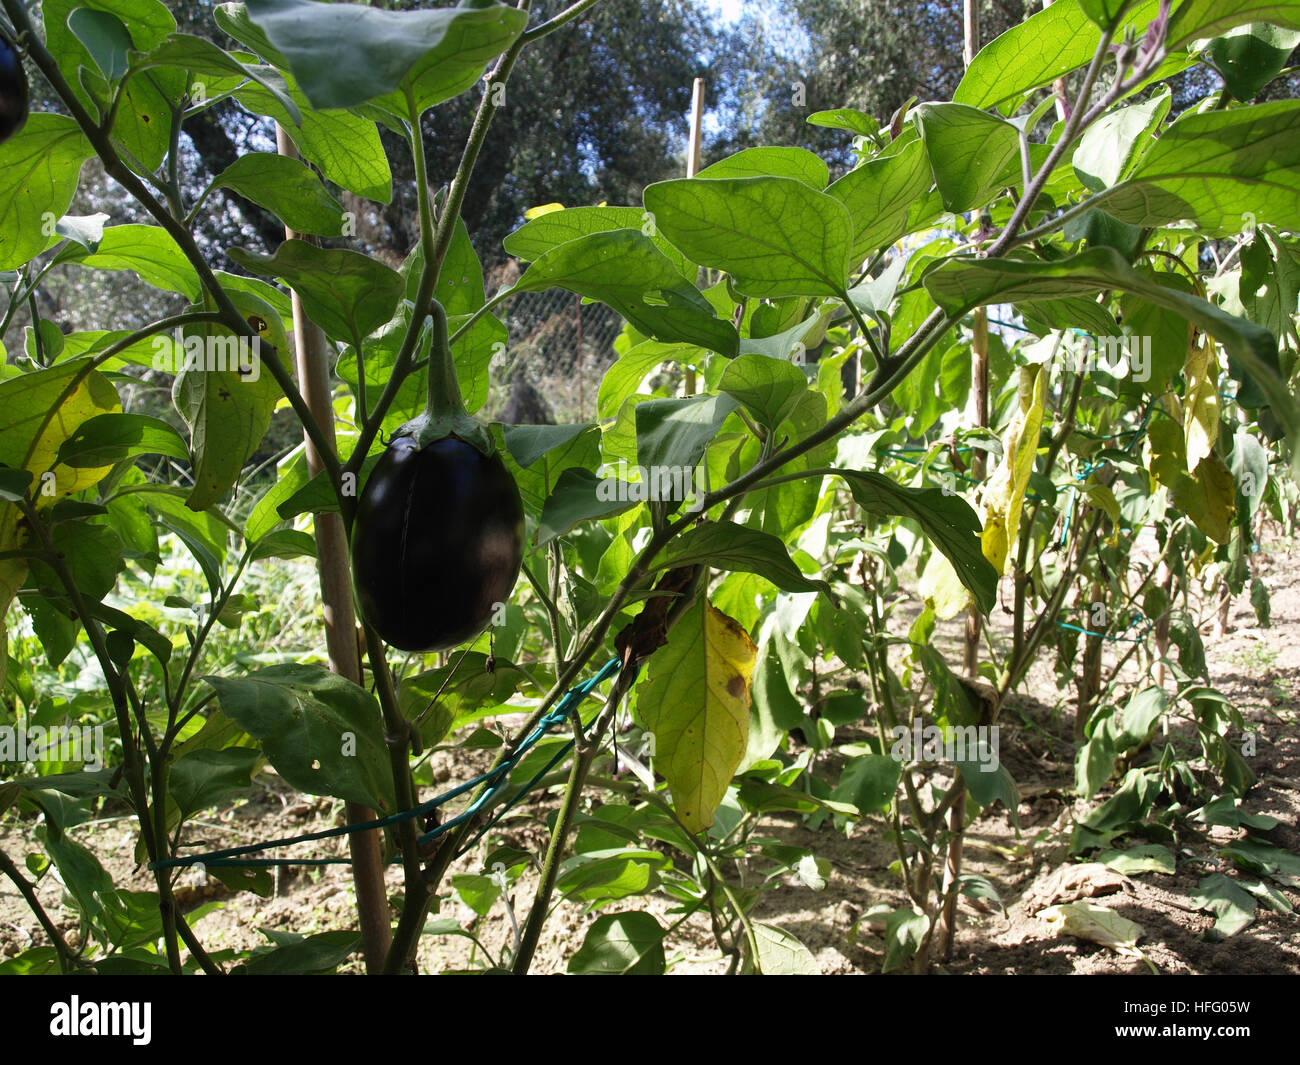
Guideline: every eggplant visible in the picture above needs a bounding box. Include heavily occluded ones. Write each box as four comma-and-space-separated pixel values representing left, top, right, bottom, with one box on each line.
350, 302, 524, 652
0, 26, 28, 146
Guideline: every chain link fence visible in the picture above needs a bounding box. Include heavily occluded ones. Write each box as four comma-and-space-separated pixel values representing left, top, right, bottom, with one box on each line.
486, 260, 626, 424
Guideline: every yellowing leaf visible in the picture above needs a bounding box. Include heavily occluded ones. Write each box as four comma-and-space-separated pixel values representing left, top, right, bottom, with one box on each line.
0, 359, 121, 683
1040, 901, 1145, 957
981, 365, 1045, 574
636, 599, 757, 833
918, 551, 971, 620
1145, 417, 1235, 543
524, 201, 565, 220
1182, 336, 1220, 470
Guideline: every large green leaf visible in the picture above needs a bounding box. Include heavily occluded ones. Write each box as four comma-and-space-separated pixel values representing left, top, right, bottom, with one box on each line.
0, 116, 94, 271
213, 153, 344, 236
536, 467, 635, 546
227, 0, 527, 112
54, 413, 189, 467
825, 138, 934, 260
229, 239, 404, 343
716, 353, 810, 432
136, 33, 302, 124
168, 747, 262, 817
504, 208, 692, 277
837, 470, 998, 613
567, 912, 666, 975
634, 393, 739, 474
652, 521, 830, 594
1202, 22, 1300, 100
203, 664, 395, 813
61, 224, 201, 300
914, 103, 1020, 213
643, 176, 854, 298
922, 246, 1297, 437
513, 230, 738, 355
234, 79, 392, 203
695, 146, 830, 188
953, 0, 1227, 111
1104, 100, 1300, 235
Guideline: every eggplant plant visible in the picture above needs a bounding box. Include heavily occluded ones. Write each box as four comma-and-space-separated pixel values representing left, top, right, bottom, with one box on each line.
0, 0, 1297, 976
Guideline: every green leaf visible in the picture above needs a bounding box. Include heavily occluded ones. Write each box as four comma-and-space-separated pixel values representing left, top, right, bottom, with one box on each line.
958, 755, 1019, 829
914, 103, 1020, 213
1205, 23, 1300, 100
203, 664, 396, 813
213, 153, 344, 237
240, 930, 361, 974
652, 521, 830, 594
954, 1, 1164, 110
695, 146, 830, 188
248, 528, 317, 562
1072, 91, 1170, 192
1104, 100, 1300, 236
1076, 0, 1136, 28
67, 9, 134, 81
825, 138, 934, 260
168, 747, 261, 817
836, 470, 998, 614
635, 393, 739, 474
807, 108, 879, 136
170, 313, 282, 511
1191, 873, 1257, 936
231, 0, 527, 112
922, 247, 1296, 438
513, 230, 738, 355
54, 413, 189, 467
229, 239, 404, 343
717, 353, 809, 431
636, 599, 757, 833
536, 467, 634, 546
643, 176, 854, 297
567, 912, 665, 975
450, 874, 500, 917
750, 922, 818, 975
831, 753, 901, 815
504, 208, 691, 277
1168, 1, 1300, 46
233, 78, 392, 203
1219, 838, 1300, 887
61, 224, 201, 300
499, 423, 600, 518
0, 116, 94, 271
136, 33, 302, 125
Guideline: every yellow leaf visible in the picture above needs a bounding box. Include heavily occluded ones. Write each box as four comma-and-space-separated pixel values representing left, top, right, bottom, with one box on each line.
918, 551, 971, 620
980, 365, 1045, 575
1040, 901, 1144, 957
637, 599, 757, 833
523, 202, 565, 220
1182, 335, 1220, 470
0, 360, 121, 681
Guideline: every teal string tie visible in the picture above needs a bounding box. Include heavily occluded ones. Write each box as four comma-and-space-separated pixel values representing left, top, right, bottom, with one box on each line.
150, 656, 622, 871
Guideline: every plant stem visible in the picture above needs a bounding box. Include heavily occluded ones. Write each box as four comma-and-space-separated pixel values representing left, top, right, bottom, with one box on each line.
0, 848, 80, 972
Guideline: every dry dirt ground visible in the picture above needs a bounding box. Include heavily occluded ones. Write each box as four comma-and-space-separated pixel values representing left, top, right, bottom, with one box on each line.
2, 541, 1297, 975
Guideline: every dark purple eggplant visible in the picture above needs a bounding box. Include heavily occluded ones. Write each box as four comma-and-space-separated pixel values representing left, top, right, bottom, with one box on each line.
0, 26, 28, 146
350, 302, 524, 652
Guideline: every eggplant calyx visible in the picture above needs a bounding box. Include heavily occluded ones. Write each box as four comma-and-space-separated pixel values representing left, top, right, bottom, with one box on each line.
397, 408, 494, 457
407, 297, 495, 457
